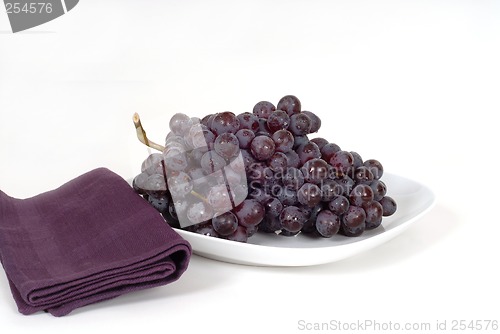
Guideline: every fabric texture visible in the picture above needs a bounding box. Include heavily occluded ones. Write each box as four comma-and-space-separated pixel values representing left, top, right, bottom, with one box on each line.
0, 168, 191, 316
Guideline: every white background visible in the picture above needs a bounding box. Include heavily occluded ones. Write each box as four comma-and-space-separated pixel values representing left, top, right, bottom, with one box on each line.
1, 0, 499, 333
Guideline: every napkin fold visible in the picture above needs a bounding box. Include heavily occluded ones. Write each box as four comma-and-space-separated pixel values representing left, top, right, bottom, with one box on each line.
0, 168, 191, 316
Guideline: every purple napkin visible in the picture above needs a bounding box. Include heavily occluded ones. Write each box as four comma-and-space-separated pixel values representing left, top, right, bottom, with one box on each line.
0, 168, 191, 316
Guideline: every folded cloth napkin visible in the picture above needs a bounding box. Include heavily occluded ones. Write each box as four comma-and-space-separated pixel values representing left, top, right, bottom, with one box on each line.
0, 167, 191, 316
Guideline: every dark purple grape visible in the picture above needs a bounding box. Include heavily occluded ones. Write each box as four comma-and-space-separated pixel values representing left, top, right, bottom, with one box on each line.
169, 113, 192, 136
250, 135, 276, 161
320, 143, 341, 162
336, 176, 355, 195
315, 210, 341, 237
297, 183, 322, 208
288, 113, 311, 136
240, 149, 257, 172
272, 129, 294, 153
207, 184, 233, 213
277, 95, 301, 116
247, 162, 273, 185
310, 137, 328, 150
282, 167, 305, 190
379, 196, 397, 216
253, 101, 276, 119
246, 224, 258, 237
285, 151, 300, 168
301, 158, 329, 184
353, 166, 375, 184
321, 179, 343, 202
297, 142, 321, 165
226, 226, 248, 242
214, 132, 240, 159
200, 114, 212, 127
267, 152, 288, 172
235, 129, 255, 149
133, 172, 150, 195
370, 180, 387, 201
302, 111, 321, 133
362, 201, 383, 229
191, 126, 215, 150
364, 159, 384, 180
341, 206, 366, 237
200, 150, 226, 174
301, 204, 323, 234
212, 212, 239, 236
267, 110, 290, 133
232, 199, 265, 228
211, 111, 240, 136
263, 197, 284, 217
277, 188, 298, 206
258, 215, 282, 233
349, 184, 374, 206
293, 135, 309, 149
279, 206, 307, 233
328, 195, 350, 215
350, 151, 363, 169
148, 195, 169, 214
163, 148, 189, 172
237, 112, 260, 132
141, 153, 164, 175
329, 151, 354, 177
167, 171, 193, 197
144, 174, 168, 197
193, 222, 219, 238
187, 201, 214, 225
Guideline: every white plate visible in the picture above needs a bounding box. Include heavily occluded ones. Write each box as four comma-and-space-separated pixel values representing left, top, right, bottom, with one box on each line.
174, 173, 435, 266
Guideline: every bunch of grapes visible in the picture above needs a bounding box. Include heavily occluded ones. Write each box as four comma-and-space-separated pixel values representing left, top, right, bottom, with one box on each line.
133, 95, 397, 243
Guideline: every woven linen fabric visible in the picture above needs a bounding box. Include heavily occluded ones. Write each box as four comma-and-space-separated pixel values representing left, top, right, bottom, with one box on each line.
0, 168, 191, 316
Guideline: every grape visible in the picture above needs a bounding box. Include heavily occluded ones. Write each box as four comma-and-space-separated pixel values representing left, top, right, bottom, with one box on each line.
353, 166, 375, 184
134, 94, 396, 243
293, 135, 309, 149
297, 183, 322, 208
267, 110, 290, 133
211, 111, 240, 136
302, 111, 321, 133
144, 174, 168, 197
301, 158, 329, 184
250, 135, 276, 161
341, 206, 366, 237
232, 199, 265, 228
285, 151, 300, 168
263, 197, 284, 217
370, 180, 387, 201
133, 172, 150, 195
289, 113, 312, 136
349, 184, 374, 206
297, 141, 321, 165
362, 201, 383, 229
316, 210, 341, 237
253, 101, 276, 119
237, 112, 260, 132
277, 95, 301, 116
328, 195, 350, 215
235, 129, 255, 149
148, 195, 169, 214
364, 159, 384, 180
141, 153, 164, 175
267, 152, 288, 172
330, 151, 354, 177
212, 212, 239, 236
282, 167, 305, 190
320, 143, 341, 162
310, 137, 328, 150
200, 150, 226, 174
167, 171, 193, 197
279, 206, 307, 233
187, 201, 214, 225
214, 132, 240, 159
272, 129, 294, 153
227, 226, 248, 242
379, 196, 397, 216
169, 113, 192, 135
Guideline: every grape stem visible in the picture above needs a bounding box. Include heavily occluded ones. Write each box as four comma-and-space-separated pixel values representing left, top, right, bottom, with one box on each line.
133, 113, 165, 152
